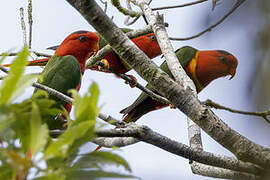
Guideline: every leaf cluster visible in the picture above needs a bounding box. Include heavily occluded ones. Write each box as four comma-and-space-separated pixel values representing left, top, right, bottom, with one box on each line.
0, 48, 133, 180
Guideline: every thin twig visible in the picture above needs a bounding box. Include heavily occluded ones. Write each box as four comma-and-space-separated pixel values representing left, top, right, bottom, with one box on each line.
28, 0, 33, 49
0, 66, 9, 74
0, 52, 51, 57
124, 0, 139, 26
111, 0, 140, 17
124, 15, 140, 26
152, 0, 208, 11
169, 0, 246, 41
99, 0, 107, 13
97, 61, 170, 105
204, 99, 270, 124
19, 7, 27, 45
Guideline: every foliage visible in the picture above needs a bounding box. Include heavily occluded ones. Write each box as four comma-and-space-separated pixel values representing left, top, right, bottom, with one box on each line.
0, 48, 133, 180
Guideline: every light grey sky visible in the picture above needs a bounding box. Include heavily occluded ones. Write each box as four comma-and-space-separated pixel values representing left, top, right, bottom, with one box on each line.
1, 1, 269, 179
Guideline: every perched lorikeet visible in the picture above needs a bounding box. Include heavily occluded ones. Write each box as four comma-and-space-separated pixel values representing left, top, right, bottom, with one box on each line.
7, 29, 161, 76
120, 46, 238, 123
34, 30, 99, 129
89, 29, 162, 74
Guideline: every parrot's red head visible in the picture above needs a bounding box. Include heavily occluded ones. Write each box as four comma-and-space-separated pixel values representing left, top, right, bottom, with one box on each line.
196, 50, 238, 88
55, 30, 99, 72
132, 33, 161, 59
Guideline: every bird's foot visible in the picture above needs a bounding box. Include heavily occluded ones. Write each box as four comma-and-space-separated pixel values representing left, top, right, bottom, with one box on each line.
98, 59, 110, 71
125, 74, 137, 88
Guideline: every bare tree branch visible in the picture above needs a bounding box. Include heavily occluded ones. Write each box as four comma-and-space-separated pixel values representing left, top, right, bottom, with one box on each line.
111, 0, 140, 17
204, 99, 270, 123
93, 137, 139, 147
191, 162, 259, 180
169, 0, 246, 41
28, 0, 33, 49
152, 0, 208, 11
49, 121, 263, 177
99, 0, 108, 13
94, 124, 263, 176
19, 7, 27, 45
65, 0, 270, 168
0, 51, 51, 57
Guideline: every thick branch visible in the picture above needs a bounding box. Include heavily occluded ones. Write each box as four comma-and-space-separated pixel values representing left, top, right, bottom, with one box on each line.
191, 162, 259, 180
66, 0, 270, 168
93, 137, 139, 147
95, 124, 263, 176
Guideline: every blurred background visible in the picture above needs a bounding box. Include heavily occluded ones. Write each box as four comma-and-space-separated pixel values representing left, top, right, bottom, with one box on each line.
0, 0, 269, 179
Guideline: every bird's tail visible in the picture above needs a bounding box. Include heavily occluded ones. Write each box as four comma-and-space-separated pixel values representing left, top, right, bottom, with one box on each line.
120, 97, 165, 123
2, 57, 50, 67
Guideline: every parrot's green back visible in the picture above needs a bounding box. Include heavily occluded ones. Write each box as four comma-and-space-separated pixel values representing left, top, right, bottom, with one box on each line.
36, 55, 81, 108
120, 46, 197, 122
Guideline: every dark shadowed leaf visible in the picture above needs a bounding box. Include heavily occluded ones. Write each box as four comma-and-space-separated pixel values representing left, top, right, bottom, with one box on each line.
74, 151, 131, 172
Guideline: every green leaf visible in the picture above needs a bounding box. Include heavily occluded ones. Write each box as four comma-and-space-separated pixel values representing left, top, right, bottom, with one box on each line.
0, 105, 16, 142
29, 101, 49, 155
11, 73, 38, 102
72, 82, 99, 125
0, 105, 15, 133
34, 174, 64, 180
74, 151, 131, 172
0, 52, 8, 65
0, 46, 29, 105
44, 121, 94, 159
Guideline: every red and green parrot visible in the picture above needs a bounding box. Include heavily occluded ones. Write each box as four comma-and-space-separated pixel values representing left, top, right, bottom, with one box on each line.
89, 29, 161, 75
120, 46, 238, 122
4, 29, 161, 80
34, 30, 99, 129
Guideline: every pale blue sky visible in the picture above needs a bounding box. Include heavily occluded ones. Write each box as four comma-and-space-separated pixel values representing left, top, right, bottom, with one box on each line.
0, 1, 268, 179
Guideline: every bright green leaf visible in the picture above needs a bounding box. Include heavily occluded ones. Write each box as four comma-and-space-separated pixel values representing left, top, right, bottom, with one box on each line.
0, 46, 29, 105
11, 73, 38, 102
72, 82, 99, 125
44, 121, 94, 159
29, 101, 49, 155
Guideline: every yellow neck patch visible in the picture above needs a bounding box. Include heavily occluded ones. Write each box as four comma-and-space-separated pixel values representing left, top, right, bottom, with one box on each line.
188, 52, 204, 92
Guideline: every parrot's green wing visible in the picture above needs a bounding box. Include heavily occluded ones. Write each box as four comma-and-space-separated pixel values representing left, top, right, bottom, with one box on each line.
36, 55, 81, 108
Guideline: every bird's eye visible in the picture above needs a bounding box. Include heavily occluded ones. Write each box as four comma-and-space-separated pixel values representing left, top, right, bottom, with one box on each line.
219, 56, 227, 63
78, 36, 87, 42
150, 35, 156, 41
